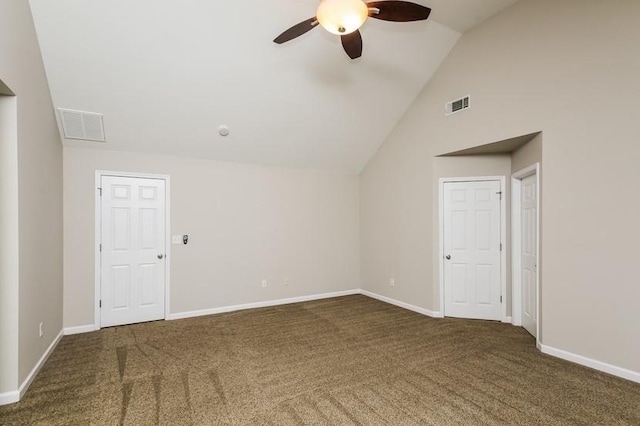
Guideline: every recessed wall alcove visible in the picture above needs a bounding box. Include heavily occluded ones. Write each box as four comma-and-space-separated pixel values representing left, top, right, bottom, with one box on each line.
431, 131, 542, 321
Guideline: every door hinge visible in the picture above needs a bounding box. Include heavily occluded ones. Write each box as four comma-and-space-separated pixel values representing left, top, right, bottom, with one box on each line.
500, 243, 502, 251
496, 191, 502, 200
99, 243, 102, 252
98, 187, 102, 196
99, 300, 102, 308
500, 295, 503, 303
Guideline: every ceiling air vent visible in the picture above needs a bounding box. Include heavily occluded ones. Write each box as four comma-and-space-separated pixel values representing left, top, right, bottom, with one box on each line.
58, 108, 106, 142
445, 95, 470, 116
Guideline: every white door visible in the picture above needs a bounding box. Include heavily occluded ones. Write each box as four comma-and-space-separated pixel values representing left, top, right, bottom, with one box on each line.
521, 174, 537, 337
100, 176, 166, 327
443, 180, 502, 320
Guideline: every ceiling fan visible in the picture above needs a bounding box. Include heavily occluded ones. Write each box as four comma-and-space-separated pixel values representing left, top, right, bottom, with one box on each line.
273, 0, 431, 59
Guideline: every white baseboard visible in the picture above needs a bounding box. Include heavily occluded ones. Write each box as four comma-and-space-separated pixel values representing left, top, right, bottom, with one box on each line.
0, 390, 19, 405
540, 343, 640, 384
0, 329, 64, 406
502, 316, 512, 324
168, 289, 361, 320
19, 329, 63, 399
6, 296, 639, 410
64, 324, 97, 335
360, 290, 443, 318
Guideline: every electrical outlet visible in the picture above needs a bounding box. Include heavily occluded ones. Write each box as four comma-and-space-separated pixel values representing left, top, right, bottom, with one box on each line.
39, 322, 43, 338
390, 278, 395, 287
261, 279, 268, 288
285, 279, 289, 286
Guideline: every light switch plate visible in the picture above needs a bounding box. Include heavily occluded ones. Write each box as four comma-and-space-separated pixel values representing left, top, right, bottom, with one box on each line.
171, 235, 182, 245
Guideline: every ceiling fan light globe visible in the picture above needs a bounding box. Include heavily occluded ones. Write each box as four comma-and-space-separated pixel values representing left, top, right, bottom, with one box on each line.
316, 0, 368, 36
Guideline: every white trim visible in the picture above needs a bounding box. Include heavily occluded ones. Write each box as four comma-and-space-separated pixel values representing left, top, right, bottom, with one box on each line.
0, 390, 19, 405
0, 329, 65, 405
502, 316, 512, 324
500, 178, 507, 322
19, 329, 63, 397
438, 184, 445, 318
360, 290, 443, 318
438, 176, 507, 321
511, 163, 540, 346
164, 181, 171, 320
64, 324, 98, 335
94, 171, 171, 330
168, 289, 361, 320
57, 290, 444, 334
540, 344, 640, 384
511, 181, 522, 326
66, 289, 444, 329
11, 295, 638, 396
11, 295, 640, 391
511, 164, 538, 179
94, 172, 101, 329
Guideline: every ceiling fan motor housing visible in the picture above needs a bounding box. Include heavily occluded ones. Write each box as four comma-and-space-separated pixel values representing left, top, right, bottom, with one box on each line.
316, 0, 369, 35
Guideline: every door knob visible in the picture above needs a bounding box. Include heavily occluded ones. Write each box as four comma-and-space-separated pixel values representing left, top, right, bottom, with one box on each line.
157, 254, 164, 259
445, 255, 451, 260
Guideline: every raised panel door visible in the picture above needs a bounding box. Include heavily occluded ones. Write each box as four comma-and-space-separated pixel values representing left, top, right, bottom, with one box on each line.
101, 176, 166, 327
444, 180, 502, 320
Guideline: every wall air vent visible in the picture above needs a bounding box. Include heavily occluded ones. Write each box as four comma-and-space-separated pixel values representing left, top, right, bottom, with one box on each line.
58, 108, 106, 142
445, 95, 470, 116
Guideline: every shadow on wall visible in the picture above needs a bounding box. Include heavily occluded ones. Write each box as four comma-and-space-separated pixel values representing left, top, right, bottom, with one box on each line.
437, 132, 540, 157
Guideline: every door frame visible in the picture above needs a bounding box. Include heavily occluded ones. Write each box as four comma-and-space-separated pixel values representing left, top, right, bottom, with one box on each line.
438, 176, 508, 322
511, 163, 540, 347
94, 170, 171, 329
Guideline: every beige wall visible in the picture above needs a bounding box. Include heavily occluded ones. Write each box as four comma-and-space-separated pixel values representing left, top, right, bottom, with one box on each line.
0, 0, 63, 391
63, 147, 360, 327
511, 134, 541, 174
360, 0, 640, 373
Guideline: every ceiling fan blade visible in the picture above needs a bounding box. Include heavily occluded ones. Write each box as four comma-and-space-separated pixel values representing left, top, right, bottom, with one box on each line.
273, 17, 318, 44
367, 1, 431, 22
341, 30, 363, 60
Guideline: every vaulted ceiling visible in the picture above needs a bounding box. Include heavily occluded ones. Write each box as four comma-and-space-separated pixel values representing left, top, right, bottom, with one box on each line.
29, 0, 518, 173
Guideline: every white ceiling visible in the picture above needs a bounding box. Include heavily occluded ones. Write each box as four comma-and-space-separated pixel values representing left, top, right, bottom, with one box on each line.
29, 0, 517, 173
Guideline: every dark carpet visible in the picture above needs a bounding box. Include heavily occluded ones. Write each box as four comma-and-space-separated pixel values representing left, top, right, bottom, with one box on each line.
1, 295, 639, 425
